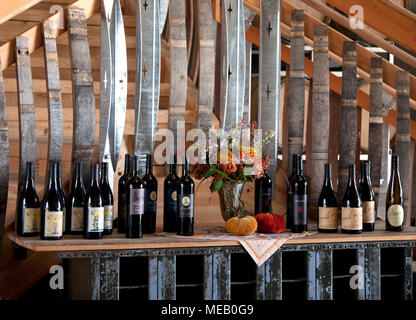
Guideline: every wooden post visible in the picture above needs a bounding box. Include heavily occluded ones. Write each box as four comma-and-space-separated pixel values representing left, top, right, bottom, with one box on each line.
42, 19, 63, 175
256, 251, 282, 300
149, 255, 176, 300
338, 41, 358, 200
328, 91, 341, 191
0, 57, 9, 254
67, 8, 96, 183
396, 71, 411, 226
243, 7, 255, 124
287, 10, 305, 175
204, 253, 231, 300
368, 57, 389, 220
310, 25, 330, 217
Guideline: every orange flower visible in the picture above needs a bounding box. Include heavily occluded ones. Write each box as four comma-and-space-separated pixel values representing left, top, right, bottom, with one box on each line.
222, 163, 237, 173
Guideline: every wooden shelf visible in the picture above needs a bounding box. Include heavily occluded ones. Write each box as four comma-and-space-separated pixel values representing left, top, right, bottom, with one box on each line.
7, 222, 416, 252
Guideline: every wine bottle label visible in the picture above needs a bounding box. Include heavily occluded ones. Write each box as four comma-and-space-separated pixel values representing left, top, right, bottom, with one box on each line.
291, 194, 307, 225
88, 207, 104, 232
104, 205, 113, 229
130, 188, 144, 215
318, 207, 338, 230
341, 207, 362, 230
23, 207, 40, 233
71, 207, 84, 232
363, 201, 375, 223
166, 189, 178, 212
178, 194, 194, 218
44, 210, 63, 237
145, 189, 157, 213
387, 204, 404, 227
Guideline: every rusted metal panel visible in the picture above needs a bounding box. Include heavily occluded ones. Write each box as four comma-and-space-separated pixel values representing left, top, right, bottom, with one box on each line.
0, 57, 9, 253
67, 8, 96, 183
396, 71, 411, 225
288, 10, 305, 176
338, 41, 358, 199
256, 251, 282, 300
15, 36, 36, 194
99, 257, 120, 300
310, 25, 330, 217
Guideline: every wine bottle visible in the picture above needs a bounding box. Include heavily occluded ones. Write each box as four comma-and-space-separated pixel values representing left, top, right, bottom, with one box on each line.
142, 154, 158, 234
117, 154, 132, 233
318, 163, 339, 233
386, 155, 404, 231
40, 163, 64, 240
177, 157, 195, 236
255, 170, 273, 215
17, 162, 41, 236
359, 161, 376, 231
341, 164, 363, 234
164, 155, 179, 232
56, 162, 67, 233
84, 164, 104, 239
290, 156, 308, 233
287, 154, 299, 229
67, 162, 86, 234
100, 162, 114, 235
126, 156, 144, 238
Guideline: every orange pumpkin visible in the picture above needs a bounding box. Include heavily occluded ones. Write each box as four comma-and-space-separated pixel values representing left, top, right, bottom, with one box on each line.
226, 215, 258, 236
255, 213, 286, 233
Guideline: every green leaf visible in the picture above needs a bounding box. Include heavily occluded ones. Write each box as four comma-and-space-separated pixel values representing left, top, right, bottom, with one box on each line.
214, 178, 224, 191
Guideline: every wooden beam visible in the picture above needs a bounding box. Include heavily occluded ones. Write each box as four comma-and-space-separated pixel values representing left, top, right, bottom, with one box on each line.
0, 0, 42, 25
0, 0, 100, 72
325, 0, 416, 54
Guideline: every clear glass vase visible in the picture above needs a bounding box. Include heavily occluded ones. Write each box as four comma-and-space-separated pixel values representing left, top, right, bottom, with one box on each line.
218, 181, 245, 221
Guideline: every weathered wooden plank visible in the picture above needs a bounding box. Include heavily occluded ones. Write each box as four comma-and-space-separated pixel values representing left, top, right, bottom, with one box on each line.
167, 0, 187, 160
204, 252, 231, 300
396, 71, 411, 226
307, 250, 333, 300
197, 0, 215, 132
306, 250, 316, 299
310, 24, 329, 216
356, 248, 366, 300
256, 251, 282, 300
403, 246, 413, 300
134, 0, 161, 173
287, 10, 305, 175
338, 41, 357, 199
148, 255, 176, 300
242, 7, 255, 124
15, 36, 36, 195
368, 58, 389, 220
42, 19, 63, 173
258, 0, 280, 196
0, 57, 9, 254
67, 7, 96, 183
65, 258, 100, 299
99, 257, 120, 300
365, 248, 381, 300
328, 91, 341, 190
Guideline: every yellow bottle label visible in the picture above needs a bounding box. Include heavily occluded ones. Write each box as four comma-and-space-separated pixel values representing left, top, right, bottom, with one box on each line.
44, 210, 63, 237
104, 205, 113, 230
88, 207, 104, 232
71, 207, 84, 232
24, 207, 40, 233
387, 204, 404, 227
318, 207, 338, 230
341, 207, 362, 230
363, 201, 375, 223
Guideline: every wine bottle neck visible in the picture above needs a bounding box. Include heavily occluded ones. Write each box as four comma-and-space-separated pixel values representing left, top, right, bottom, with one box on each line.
348, 165, 356, 187
182, 158, 189, 176
146, 156, 153, 175
323, 164, 332, 187
91, 165, 100, 187
296, 157, 303, 175
47, 164, 58, 191
124, 155, 131, 175
360, 163, 369, 183
25, 163, 35, 188
169, 164, 176, 175
74, 163, 83, 188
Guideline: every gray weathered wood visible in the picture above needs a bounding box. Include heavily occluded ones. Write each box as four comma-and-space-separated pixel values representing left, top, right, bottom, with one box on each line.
403, 246, 413, 300
396, 71, 411, 225
135, 0, 161, 172
42, 19, 63, 180
67, 8, 96, 183
338, 41, 358, 200
167, 0, 187, 160
258, 0, 281, 197
148, 255, 176, 300
256, 251, 282, 300
0, 58, 9, 254
15, 37, 36, 195
365, 248, 381, 300
310, 24, 329, 216
204, 253, 231, 300
307, 250, 333, 300
368, 57, 390, 220
288, 10, 305, 175
197, 0, 215, 132
243, 7, 255, 124
99, 257, 120, 300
